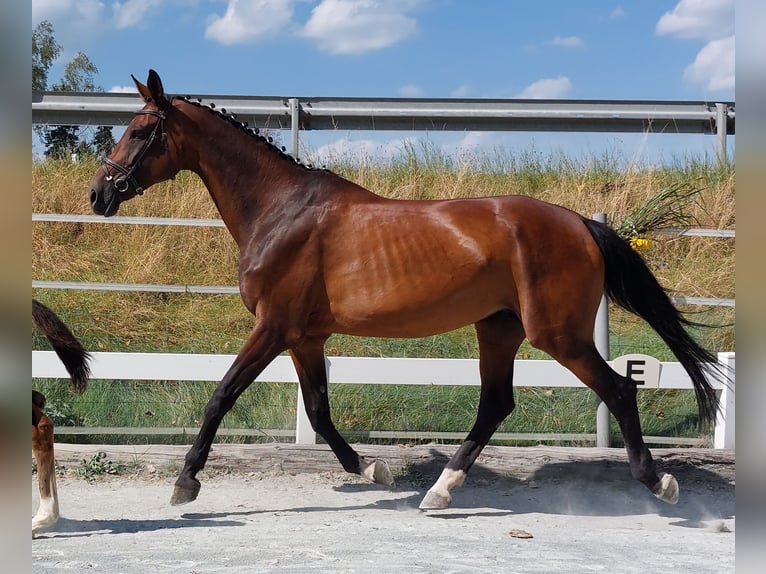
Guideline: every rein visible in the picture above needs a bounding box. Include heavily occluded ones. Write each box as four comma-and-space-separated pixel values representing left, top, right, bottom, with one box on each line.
100, 99, 173, 195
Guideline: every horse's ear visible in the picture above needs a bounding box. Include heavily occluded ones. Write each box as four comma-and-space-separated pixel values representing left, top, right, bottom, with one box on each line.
132, 73, 153, 104
132, 70, 167, 107
146, 69, 165, 104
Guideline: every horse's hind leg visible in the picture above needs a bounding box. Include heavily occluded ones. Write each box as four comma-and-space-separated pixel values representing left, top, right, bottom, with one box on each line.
32, 395, 59, 538
290, 337, 394, 486
420, 312, 525, 509
548, 342, 677, 503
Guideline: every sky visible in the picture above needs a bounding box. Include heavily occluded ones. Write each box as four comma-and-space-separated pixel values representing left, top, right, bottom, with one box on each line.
32, 0, 735, 166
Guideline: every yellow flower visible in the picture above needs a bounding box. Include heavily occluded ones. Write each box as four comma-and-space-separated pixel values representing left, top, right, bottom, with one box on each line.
630, 237, 653, 250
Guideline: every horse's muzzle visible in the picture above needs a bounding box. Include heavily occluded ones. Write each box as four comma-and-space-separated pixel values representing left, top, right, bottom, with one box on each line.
90, 186, 120, 217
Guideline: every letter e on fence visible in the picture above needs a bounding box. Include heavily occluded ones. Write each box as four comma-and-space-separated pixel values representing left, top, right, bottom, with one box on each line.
612, 354, 661, 388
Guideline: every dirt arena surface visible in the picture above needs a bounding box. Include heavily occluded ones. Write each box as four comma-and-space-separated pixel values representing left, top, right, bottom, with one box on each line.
32, 444, 735, 573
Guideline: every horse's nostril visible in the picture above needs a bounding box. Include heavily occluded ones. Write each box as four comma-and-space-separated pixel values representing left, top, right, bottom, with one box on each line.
90, 189, 97, 204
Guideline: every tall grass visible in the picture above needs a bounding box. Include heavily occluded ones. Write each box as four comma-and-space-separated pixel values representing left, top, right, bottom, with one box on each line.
32, 147, 734, 445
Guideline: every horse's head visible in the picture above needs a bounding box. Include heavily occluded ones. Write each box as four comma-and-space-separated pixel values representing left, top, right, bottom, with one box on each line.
89, 69, 179, 216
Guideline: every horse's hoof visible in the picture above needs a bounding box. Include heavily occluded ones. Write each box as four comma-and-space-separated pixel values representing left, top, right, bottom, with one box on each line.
652, 473, 679, 504
362, 459, 395, 487
170, 482, 201, 506
419, 489, 451, 510
32, 513, 58, 538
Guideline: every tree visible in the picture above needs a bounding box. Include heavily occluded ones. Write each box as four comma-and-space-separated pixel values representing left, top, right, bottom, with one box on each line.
51, 52, 101, 92
43, 126, 80, 160
33, 22, 114, 159
33, 21, 62, 147
44, 51, 107, 159
33, 20, 61, 92
92, 126, 116, 157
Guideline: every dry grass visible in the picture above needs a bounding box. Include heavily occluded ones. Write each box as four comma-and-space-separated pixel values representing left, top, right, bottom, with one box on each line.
32, 151, 734, 355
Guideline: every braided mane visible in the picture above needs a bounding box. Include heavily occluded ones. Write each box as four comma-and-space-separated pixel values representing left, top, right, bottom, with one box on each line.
178, 95, 329, 173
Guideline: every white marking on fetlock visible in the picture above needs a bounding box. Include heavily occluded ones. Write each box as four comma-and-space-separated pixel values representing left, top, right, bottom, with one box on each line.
653, 473, 679, 504
419, 468, 465, 510
32, 494, 60, 538
362, 459, 394, 486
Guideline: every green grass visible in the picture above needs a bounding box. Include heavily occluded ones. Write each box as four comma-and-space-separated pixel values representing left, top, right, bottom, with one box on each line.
32, 149, 734, 447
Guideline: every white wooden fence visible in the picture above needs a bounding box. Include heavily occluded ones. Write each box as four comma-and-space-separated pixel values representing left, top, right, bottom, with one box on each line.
32, 350, 735, 449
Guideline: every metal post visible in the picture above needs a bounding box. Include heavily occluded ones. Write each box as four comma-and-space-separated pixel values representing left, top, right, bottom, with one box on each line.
289, 97, 300, 158
715, 103, 727, 164
593, 213, 612, 447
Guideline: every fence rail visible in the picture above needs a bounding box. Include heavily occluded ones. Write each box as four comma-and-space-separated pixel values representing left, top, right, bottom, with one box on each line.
30, 280, 735, 307
32, 212, 736, 237
32, 92, 735, 159
32, 351, 735, 450
31, 212, 736, 306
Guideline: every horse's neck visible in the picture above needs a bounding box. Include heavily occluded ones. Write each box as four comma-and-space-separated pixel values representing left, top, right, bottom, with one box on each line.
186, 117, 310, 246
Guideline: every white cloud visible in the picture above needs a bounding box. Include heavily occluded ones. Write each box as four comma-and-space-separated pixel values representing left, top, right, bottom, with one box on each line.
112, 0, 163, 29
446, 132, 497, 154
33, 0, 105, 25
301, 0, 421, 55
450, 84, 472, 98
398, 84, 424, 97
307, 135, 417, 164
516, 76, 572, 99
32, 0, 107, 54
609, 7, 626, 20
551, 35, 584, 48
656, 0, 734, 41
683, 35, 735, 91
656, 0, 735, 92
205, 0, 296, 45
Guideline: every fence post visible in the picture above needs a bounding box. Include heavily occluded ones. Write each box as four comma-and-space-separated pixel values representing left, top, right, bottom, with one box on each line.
715, 103, 728, 164
289, 98, 300, 158
593, 213, 612, 447
714, 352, 735, 449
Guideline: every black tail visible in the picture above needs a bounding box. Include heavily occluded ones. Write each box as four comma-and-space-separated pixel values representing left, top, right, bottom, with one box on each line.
581, 218, 720, 428
32, 299, 91, 393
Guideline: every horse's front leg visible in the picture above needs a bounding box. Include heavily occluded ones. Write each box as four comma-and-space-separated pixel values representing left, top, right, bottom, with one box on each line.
170, 324, 285, 505
290, 337, 394, 486
32, 397, 59, 538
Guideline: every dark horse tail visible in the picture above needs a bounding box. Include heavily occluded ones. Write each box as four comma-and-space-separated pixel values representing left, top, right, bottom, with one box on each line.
581, 218, 719, 428
33, 299, 91, 393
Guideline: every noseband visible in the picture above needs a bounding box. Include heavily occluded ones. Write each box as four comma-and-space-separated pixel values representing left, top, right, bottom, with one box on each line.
101, 102, 172, 195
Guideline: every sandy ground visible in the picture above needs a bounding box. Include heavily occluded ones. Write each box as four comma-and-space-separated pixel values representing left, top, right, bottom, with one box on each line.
32, 445, 735, 573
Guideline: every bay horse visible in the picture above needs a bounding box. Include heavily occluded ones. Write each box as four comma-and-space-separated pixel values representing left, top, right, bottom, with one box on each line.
32, 299, 90, 537
88, 70, 720, 510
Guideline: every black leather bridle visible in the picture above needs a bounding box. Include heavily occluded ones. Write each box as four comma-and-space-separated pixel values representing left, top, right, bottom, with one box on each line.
100, 102, 172, 195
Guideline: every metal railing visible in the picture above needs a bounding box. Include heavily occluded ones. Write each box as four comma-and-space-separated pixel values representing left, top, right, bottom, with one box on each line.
32, 92, 735, 160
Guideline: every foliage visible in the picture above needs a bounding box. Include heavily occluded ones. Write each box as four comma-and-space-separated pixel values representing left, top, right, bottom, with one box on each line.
92, 126, 116, 157
32, 20, 61, 91
32, 21, 115, 160
611, 181, 703, 241
42, 126, 80, 161
75, 452, 127, 482
51, 52, 101, 92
